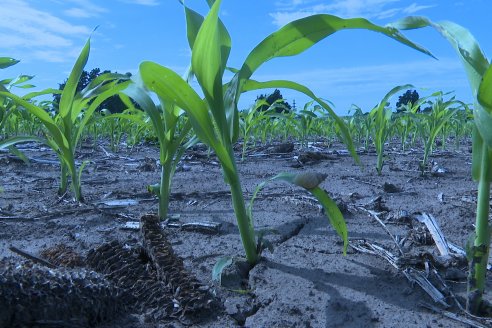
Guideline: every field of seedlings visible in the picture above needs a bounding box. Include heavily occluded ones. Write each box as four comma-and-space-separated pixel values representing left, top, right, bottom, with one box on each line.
2, 1, 492, 327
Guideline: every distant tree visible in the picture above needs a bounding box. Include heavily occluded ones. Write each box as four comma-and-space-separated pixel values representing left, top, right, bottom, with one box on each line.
53, 68, 133, 113
396, 90, 420, 112
255, 89, 292, 113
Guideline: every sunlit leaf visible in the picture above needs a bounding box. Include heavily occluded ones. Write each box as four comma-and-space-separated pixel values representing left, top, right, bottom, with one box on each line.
59, 38, 90, 118
0, 57, 19, 69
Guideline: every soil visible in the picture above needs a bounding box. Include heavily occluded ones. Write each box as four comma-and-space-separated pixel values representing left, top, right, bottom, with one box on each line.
1, 138, 491, 328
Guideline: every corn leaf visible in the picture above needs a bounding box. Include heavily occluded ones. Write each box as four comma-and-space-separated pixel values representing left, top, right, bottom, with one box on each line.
0, 135, 46, 150
241, 79, 360, 163
249, 172, 348, 255
11, 75, 34, 86
390, 17, 491, 177
191, 0, 231, 137
138, 61, 218, 149
0, 91, 69, 151
59, 38, 90, 118
75, 80, 131, 146
478, 64, 492, 109
389, 17, 488, 95
0, 57, 19, 69
237, 14, 433, 85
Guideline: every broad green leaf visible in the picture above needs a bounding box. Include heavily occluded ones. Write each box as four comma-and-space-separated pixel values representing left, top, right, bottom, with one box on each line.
75, 80, 131, 146
389, 17, 488, 96
238, 14, 433, 85
11, 75, 34, 86
138, 61, 218, 149
192, 0, 223, 100
0, 57, 19, 69
59, 38, 90, 118
8, 146, 30, 165
0, 135, 46, 150
0, 91, 69, 151
192, 0, 231, 136
241, 78, 360, 164
14, 84, 35, 89
249, 171, 348, 255
0, 78, 13, 85
478, 64, 492, 110
23, 88, 61, 100
182, 5, 204, 50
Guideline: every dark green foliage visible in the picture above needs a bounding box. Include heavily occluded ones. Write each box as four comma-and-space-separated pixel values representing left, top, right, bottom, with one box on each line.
255, 89, 292, 113
53, 68, 133, 113
396, 89, 420, 112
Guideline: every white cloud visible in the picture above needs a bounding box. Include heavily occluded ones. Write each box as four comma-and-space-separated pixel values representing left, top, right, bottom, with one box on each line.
403, 2, 436, 14
0, 0, 92, 62
270, 0, 435, 27
120, 0, 160, 6
64, 1, 107, 18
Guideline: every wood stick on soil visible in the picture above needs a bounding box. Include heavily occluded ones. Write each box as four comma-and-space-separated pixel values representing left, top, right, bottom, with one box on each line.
9, 246, 56, 268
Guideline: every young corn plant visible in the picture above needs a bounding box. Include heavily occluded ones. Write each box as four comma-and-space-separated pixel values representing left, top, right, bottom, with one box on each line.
348, 105, 372, 150
0, 38, 130, 201
391, 16, 492, 315
121, 81, 196, 220
370, 84, 413, 175
136, 0, 433, 265
239, 98, 278, 161
416, 92, 466, 174
0, 57, 38, 138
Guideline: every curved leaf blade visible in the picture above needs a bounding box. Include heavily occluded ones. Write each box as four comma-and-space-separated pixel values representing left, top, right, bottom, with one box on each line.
241, 78, 360, 164
59, 38, 90, 118
238, 14, 434, 83
138, 61, 218, 148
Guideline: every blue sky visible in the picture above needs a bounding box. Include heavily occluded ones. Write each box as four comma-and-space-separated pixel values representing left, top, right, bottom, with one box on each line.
1, 0, 491, 115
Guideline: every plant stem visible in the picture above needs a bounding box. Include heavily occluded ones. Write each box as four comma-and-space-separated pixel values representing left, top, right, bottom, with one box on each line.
467, 142, 492, 314
158, 160, 173, 220
222, 149, 258, 265
69, 160, 82, 201
58, 162, 68, 196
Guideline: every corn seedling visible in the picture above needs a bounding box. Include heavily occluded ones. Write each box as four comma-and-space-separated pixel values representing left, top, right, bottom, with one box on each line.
239, 98, 278, 160
348, 105, 372, 150
0, 38, 130, 201
369, 84, 413, 175
416, 92, 466, 173
391, 16, 492, 315
0, 57, 37, 138
121, 79, 196, 220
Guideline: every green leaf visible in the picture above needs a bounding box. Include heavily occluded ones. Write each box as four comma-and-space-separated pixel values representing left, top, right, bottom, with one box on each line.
389, 17, 488, 96
75, 80, 131, 146
0, 136, 46, 150
249, 172, 348, 255
182, 5, 204, 50
212, 256, 233, 284
0, 91, 69, 151
138, 61, 218, 149
478, 64, 492, 110
8, 146, 30, 165
11, 75, 34, 86
310, 186, 349, 254
0, 57, 19, 69
59, 38, 90, 118
238, 14, 433, 85
241, 78, 360, 164
191, 0, 231, 137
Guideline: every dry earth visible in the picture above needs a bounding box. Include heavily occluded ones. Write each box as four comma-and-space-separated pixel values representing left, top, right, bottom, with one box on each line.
1, 138, 491, 327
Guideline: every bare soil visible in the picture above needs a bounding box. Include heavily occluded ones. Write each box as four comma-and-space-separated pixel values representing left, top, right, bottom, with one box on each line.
1, 139, 491, 327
